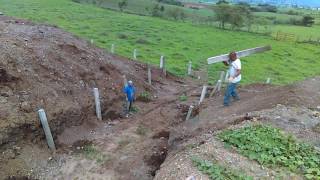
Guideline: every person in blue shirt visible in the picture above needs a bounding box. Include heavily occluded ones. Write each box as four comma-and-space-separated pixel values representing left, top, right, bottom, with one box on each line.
123, 80, 136, 116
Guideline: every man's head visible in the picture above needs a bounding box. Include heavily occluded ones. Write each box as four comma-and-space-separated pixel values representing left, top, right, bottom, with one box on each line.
229, 52, 237, 61
128, 80, 133, 86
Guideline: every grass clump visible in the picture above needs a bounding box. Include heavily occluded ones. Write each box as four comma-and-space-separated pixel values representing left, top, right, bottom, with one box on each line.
137, 91, 152, 102
192, 157, 253, 180
218, 125, 320, 179
83, 144, 109, 164
135, 124, 148, 136
179, 95, 188, 102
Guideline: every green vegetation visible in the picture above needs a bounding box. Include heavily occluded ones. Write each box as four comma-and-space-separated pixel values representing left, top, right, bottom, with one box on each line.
83, 144, 109, 164
179, 95, 188, 101
138, 91, 152, 102
192, 157, 253, 180
1, 0, 320, 84
219, 125, 320, 179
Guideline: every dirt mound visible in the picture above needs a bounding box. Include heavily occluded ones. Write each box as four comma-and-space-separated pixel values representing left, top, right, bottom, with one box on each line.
0, 16, 153, 146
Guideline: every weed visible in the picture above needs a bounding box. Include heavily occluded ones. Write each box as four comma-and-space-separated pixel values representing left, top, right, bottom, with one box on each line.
137, 91, 152, 102
83, 144, 109, 164
218, 125, 320, 179
130, 106, 139, 113
118, 139, 130, 149
192, 157, 253, 180
179, 95, 188, 102
135, 124, 148, 136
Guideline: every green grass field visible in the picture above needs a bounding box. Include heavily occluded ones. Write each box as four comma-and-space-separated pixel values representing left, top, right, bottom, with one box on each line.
0, 0, 320, 85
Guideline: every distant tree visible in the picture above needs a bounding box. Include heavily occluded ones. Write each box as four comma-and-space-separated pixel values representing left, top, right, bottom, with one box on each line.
216, 0, 229, 5
212, 4, 231, 29
118, 0, 128, 12
166, 7, 186, 21
152, 4, 163, 17
301, 15, 315, 27
160, 5, 165, 12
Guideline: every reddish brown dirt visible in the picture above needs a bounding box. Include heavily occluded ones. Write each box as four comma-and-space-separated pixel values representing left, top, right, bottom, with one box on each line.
1, 16, 320, 180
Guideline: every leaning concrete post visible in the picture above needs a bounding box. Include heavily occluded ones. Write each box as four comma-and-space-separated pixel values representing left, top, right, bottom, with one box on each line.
147, 64, 152, 85
210, 80, 221, 97
133, 49, 137, 60
217, 80, 222, 92
185, 105, 194, 121
199, 85, 208, 105
38, 109, 56, 151
111, 44, 115, 54
266, 78, 271, 84
93, 88, 102, 120
187, 61, 192, 76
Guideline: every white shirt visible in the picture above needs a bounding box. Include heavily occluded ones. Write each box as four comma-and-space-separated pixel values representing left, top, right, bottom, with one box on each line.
229, 59, 241, 83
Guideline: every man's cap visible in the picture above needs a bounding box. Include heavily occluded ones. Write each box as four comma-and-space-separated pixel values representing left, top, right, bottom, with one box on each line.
128, 80, 133, 84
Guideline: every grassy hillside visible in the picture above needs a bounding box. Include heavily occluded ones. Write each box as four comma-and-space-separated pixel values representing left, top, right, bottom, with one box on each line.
0, 0, 320, 85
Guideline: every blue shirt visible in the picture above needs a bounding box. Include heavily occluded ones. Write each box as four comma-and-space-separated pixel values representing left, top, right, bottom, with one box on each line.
123, 84, 136, 102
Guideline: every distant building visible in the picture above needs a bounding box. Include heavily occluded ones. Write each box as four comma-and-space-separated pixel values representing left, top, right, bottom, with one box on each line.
182, 2, 209, 9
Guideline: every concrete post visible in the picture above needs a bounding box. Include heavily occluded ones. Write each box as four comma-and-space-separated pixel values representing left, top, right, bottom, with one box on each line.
224, 71, 229, 83
111, 44, 115, 54
38, 109, 56, 151
148, 64, 152, 85
187, 61, 192, 76
217, 80, 222, 92
199, 85, 208, 105
160, 56, 164, 69
90, 39, 94, 45
266, 78, 271, 84
93, 88, 102, 120
123, 75, 128, 87
219, 71, 225, 81
133, 49, 137, 60
185, 105, 194, 121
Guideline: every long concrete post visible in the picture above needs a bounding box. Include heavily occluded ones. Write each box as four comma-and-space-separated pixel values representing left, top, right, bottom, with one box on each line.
111, 44, 115, 54
133, 49, 137, 60
224, 71, 229, 83
266, 78, 271, 84
123, 75, 128, 87
185, 105, 194, 121
162, 58, 167, 77
199, 85, 208, 105
187, 61, 192, 76
93, 88, 102, 120
148, 64, 152, 85
38, 109, 56, 151
160, 56, 164, 69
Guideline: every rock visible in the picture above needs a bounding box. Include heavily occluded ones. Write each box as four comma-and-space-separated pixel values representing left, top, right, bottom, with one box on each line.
186, 176, 196, 180
4, 149, 16, 159
0, 12, 3, 16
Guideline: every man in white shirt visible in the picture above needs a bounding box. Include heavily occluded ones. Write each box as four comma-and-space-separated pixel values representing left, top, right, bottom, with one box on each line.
223, 52, 241, 106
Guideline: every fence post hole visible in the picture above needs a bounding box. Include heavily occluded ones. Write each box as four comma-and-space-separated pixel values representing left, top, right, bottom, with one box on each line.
187, 61, 192, 76
185, 105, 194, 121
111, 44, 115, 54
199, 85, 208, 105
93, 88, 102, 120
147, 64, 152, 85
133, 49, 137, 60
38, 109, 56, 151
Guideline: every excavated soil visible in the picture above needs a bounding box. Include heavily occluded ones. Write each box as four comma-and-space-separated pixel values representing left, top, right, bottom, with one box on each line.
1, 16, 320, 180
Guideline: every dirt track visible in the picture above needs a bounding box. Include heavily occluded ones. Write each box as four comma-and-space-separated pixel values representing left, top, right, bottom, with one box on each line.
1, 16, 320, 179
